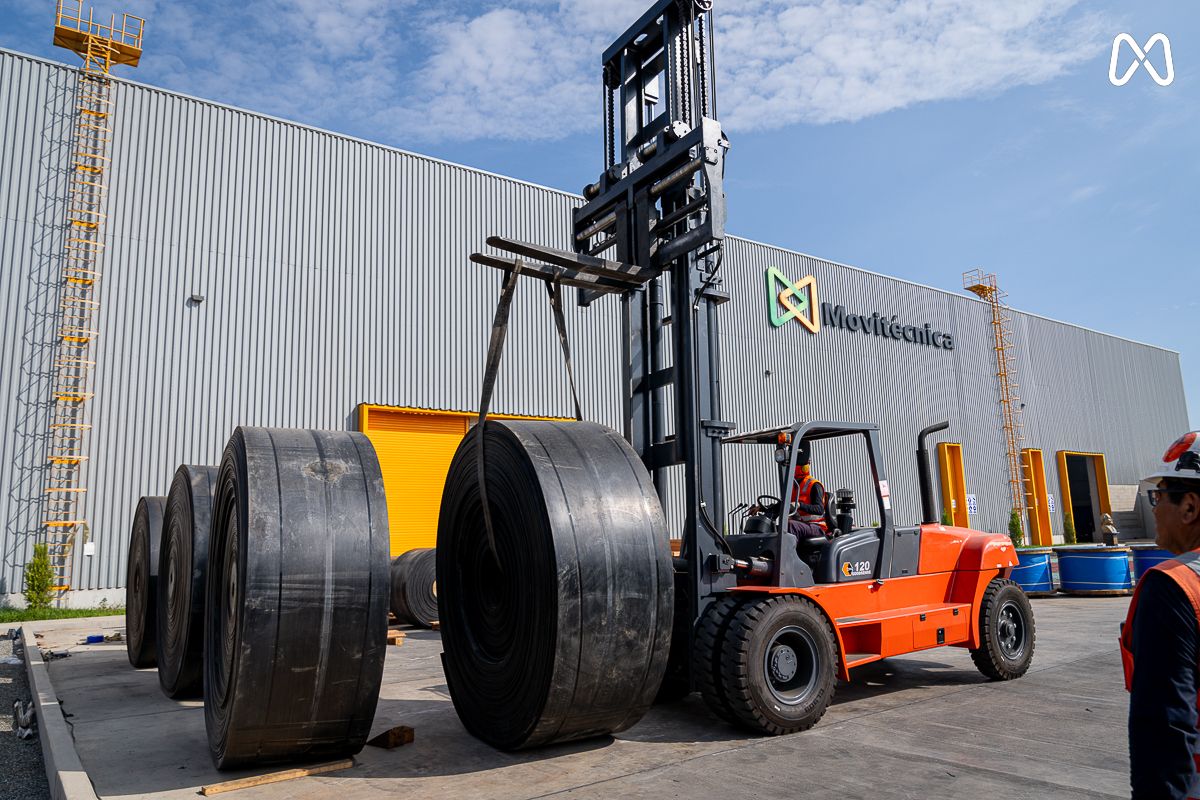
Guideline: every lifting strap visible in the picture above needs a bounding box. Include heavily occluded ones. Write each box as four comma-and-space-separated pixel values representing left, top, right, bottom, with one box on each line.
475, 259, 585, 565
544, 275, 583, 422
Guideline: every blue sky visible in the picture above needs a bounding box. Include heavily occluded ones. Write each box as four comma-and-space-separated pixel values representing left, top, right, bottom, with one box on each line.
2, 0, 1196, 428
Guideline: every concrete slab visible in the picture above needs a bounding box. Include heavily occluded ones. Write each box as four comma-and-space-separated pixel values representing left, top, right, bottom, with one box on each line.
28, 595, 1132, 799
21, 625, 100, 800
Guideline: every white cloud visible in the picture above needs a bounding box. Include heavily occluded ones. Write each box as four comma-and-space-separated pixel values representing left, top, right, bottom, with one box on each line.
376, 2, 650, 142
384, 0, 1110, 141
716, 0, 1109, 129
5, 0, 1111, 144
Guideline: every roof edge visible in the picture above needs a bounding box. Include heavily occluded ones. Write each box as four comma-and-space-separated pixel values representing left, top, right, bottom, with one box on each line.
0, 46, 586, 204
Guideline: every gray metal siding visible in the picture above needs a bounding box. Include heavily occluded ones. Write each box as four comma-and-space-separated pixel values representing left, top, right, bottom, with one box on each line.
0, 49, 1190, 596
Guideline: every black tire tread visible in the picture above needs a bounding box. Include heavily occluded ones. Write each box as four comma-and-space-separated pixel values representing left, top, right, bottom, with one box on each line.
720, 595, 838, 735
970, 578, 1036, 681
693, 594, 744, 724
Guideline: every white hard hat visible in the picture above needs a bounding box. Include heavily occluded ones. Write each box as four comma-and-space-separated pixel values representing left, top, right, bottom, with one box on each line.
1142, 431, 1200, 485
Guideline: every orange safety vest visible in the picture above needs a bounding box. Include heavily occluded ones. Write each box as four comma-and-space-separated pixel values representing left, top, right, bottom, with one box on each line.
1120, 549, 1200, 787
790, 472, 828, 531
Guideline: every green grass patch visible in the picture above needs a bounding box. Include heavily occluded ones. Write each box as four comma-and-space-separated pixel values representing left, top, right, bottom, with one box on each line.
0, 606, 123, 624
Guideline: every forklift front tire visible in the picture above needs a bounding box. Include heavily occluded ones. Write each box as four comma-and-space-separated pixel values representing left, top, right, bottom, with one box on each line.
719, 596, 838, 735
970, 578, 1036, 681
694, 594, 746, 724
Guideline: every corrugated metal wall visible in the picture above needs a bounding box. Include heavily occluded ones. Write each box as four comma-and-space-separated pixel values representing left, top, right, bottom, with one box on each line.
0, 49, 1190, 598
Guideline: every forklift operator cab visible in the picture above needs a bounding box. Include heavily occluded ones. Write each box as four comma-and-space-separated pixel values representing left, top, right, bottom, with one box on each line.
726, 422, 922, 587
744, 444, 835, 539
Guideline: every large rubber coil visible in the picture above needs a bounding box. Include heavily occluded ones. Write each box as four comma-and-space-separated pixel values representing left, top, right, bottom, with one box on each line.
438, 420, 673, 750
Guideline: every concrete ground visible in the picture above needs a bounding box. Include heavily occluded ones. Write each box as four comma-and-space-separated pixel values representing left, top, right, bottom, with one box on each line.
30, 595, 1130, 800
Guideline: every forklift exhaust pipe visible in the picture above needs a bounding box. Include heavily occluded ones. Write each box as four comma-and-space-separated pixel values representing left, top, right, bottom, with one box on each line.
917, 421, 950, 525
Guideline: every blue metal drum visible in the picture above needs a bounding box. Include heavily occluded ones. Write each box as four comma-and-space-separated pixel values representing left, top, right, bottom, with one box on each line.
1012, 547, 1055, 595
1054, 545, 1133, 595
1129, 544, 1174, 583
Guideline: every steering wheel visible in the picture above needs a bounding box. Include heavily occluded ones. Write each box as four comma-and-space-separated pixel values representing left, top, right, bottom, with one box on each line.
755, 495, 780, 510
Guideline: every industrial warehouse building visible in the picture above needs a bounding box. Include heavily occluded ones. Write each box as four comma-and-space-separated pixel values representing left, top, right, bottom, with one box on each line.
0, 47, 1190, 606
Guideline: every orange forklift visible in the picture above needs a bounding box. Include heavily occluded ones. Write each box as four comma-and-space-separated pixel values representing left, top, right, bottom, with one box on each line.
695, 420, 1034, 733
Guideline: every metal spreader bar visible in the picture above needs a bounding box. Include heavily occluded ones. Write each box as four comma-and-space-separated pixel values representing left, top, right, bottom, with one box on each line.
469, 253, 640, 294
470, 236, 656, 296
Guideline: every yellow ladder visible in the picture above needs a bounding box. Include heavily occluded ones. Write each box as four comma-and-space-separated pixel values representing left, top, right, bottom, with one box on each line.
964, 270, 1028, 538
45, 2, 144, 592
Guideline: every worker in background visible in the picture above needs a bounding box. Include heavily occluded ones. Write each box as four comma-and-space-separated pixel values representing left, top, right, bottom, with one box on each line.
1122, 431, 1200, 799
788, 445, 829, 540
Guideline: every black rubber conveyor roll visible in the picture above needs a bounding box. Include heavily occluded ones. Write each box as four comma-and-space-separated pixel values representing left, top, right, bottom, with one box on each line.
156, 464, 217, 698
390, 548, 438, 627
438, 420, 674, 750
204, 427, 390, 769
126, 495, 166, 668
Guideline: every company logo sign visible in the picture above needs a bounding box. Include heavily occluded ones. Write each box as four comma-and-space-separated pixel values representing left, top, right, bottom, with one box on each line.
764, 268, 955, 351
765, 267, 819, 332
1109, 33, 1174, 87
821, 304, 955, 350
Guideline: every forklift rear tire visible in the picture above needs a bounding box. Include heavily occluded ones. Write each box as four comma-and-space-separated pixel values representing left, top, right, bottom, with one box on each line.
694, 594, 746, 724
970, 578, 1035, 680
719, 596, 838, 735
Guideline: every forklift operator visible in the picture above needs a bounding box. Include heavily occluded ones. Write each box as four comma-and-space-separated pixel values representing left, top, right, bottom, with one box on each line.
787, 448, 830, 540
753, 448, 830, 542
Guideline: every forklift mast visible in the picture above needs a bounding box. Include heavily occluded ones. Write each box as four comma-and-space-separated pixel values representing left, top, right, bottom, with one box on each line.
571, 0, 735, 618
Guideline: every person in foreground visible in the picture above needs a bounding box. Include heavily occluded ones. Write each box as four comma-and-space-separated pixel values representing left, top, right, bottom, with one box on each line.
1123, 431, 1200, 799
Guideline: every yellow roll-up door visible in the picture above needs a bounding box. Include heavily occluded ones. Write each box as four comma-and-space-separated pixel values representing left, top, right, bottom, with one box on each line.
358, 406, 469, 557
357, 404, 570, 557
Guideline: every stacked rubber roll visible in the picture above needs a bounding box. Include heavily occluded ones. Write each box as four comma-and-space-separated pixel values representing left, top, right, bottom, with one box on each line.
390, 548, 438, 627
126, 496, 166, 668
204, 427, 390, 769
156, 464, 218, 698
437, 420, 673, 750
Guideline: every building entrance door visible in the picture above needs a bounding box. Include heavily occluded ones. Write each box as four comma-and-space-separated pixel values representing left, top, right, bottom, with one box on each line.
1056, 452, 1112, 544
937, 442, 969, 527
1021, 448, 1053, 546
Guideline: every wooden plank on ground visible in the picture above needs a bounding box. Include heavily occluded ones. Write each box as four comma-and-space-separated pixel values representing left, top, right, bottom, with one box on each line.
199, 759, 354, 795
